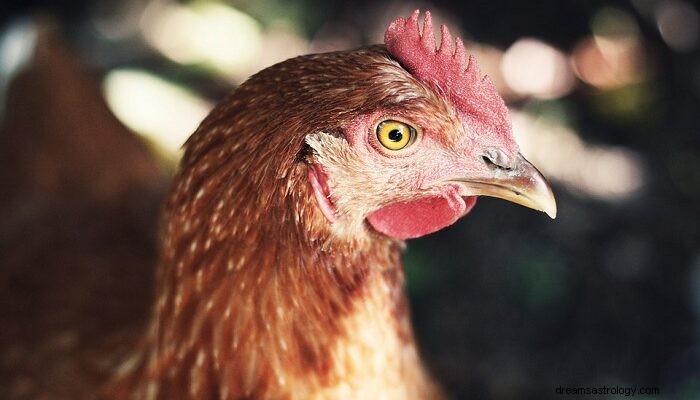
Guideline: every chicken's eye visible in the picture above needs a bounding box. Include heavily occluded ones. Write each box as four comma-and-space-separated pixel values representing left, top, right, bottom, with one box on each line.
376, 120, 416, 151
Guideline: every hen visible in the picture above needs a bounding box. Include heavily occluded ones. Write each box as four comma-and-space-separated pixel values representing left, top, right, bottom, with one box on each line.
4, 10, 556, 400
104, 10, 555, 399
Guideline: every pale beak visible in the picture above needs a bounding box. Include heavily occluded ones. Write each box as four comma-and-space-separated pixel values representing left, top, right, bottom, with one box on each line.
450, 153, 557, 219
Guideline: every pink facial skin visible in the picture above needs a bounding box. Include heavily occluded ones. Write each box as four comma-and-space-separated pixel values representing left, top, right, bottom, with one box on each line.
309, 154, 479, 240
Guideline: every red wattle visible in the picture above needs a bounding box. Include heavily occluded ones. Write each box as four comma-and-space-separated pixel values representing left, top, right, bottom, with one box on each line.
367, 192, 477, 240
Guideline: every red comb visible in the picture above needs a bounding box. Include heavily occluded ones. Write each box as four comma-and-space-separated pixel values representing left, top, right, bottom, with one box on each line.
384, 10, 511, 140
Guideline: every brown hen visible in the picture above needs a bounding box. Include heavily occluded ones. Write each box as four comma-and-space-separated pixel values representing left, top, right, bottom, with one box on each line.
105, 10, 555, 399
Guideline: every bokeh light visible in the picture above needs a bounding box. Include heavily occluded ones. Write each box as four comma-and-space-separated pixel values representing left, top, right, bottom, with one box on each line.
0, 19, 37, 118
655, 0, 700, 52
501, 38, 575, 99
571, 7, 649, 90
103, 69, 212, 157
513, 109, 645, 201
140, 1, 263, 82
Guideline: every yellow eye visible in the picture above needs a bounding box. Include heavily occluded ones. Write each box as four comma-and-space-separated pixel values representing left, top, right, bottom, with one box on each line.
376, 120, 416, 151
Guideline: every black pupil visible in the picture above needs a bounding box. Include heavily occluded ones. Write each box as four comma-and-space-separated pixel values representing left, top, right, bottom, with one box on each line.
388, 129, 403, 142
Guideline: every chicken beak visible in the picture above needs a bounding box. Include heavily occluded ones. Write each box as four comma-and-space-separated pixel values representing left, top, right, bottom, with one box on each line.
450, 153, 557, 219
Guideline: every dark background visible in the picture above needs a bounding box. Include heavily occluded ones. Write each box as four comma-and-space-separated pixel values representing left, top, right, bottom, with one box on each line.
1, 0, 698, 399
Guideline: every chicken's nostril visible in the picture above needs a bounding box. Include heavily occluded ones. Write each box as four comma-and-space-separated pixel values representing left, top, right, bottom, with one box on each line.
482, 153, 513, 171
482, 155, 496, 167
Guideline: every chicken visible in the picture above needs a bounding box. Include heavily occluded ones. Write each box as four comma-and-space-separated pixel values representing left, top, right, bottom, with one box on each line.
99, 10, 556, 399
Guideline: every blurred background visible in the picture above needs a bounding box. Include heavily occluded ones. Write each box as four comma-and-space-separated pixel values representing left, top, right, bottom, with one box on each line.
0, 0, 698, 398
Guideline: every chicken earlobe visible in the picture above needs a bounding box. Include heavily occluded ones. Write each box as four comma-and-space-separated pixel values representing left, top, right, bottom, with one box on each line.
307, 162, 338, 223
